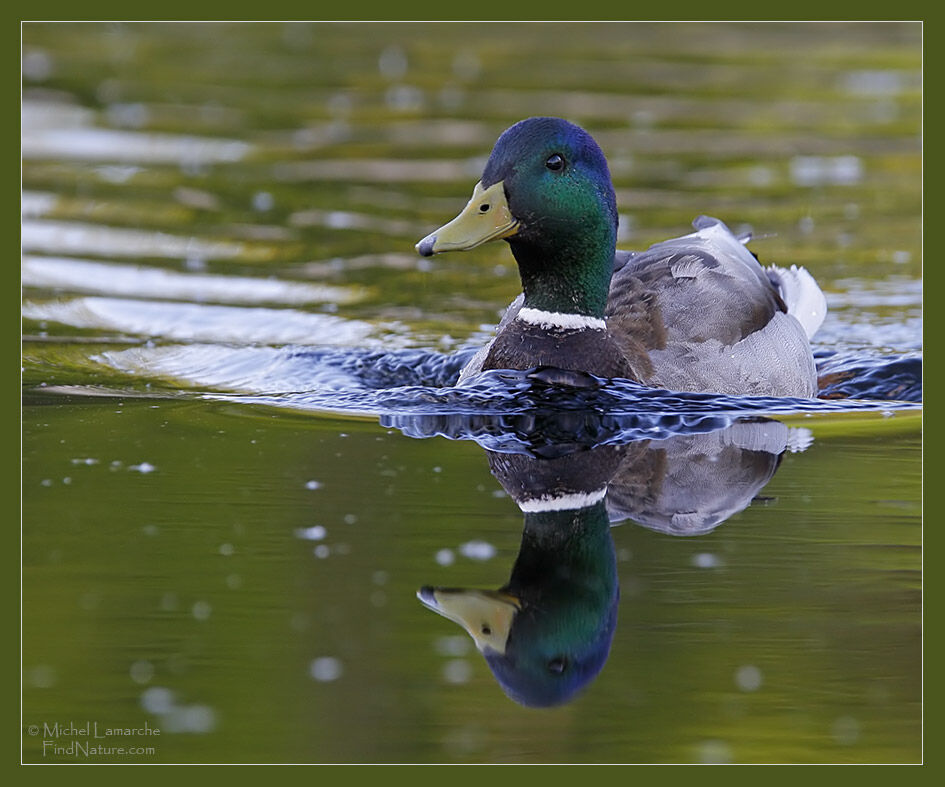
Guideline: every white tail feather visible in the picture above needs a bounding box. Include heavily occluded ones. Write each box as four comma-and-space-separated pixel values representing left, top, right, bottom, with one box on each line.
767, 264, 827, 340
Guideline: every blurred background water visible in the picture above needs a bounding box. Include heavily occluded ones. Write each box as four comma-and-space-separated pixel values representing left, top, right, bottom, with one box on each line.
21, 22, 921, 763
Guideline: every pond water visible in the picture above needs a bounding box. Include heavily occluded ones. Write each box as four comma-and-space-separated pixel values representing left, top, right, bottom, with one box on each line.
21, 22, 921, 764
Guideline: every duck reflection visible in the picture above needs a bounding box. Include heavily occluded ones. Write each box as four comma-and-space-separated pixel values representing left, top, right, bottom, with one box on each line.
604, 419, 810, 536
389, 413, 812, 707
420, 446, 622, 708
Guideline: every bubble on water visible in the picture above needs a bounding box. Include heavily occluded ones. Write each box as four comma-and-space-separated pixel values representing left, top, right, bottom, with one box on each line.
130, 660, 154, 685
218, 542, 235, 556
106, 102, 149, 129
252, 191, 274, 212
295, 525, 327, 541
748, 165, 774, 187
695, 739, 733, 763
304, 479, 322, 490
442, 659, 473, 685
842, 69, 905, 96
435, 548, 455, 566
691, 552, 722, 569
442, 723, 485, 755
832, 715, 861, 745
28, 664, 57, 688
385, 84, 424, 112
23, 48, 54, 81
434, 636, 471, 657
140, 685, 216, 733
459, 540, 496, 561
309, 657, 343, 682
95, 164, 141, 183
735, 664, 763, 692
314, 544, 330, 559
791, 155, 863, 187
378, 46, 408, 80
129, 462, 156, 474
191, 601, 212, 621
163, 704, 217, 734
184, 704, 217, 733
140, 686, 175, 714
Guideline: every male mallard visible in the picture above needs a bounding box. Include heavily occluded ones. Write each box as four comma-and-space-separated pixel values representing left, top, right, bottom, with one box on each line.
416, 117, 826, 397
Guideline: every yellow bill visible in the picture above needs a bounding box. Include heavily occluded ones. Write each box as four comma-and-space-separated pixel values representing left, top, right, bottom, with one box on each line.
416, 181, 518, 257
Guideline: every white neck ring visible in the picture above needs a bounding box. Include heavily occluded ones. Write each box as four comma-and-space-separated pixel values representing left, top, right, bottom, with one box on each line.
516, 307, 606, 332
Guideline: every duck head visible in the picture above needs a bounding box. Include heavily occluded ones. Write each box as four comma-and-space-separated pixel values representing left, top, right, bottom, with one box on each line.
417, 117, 618, 318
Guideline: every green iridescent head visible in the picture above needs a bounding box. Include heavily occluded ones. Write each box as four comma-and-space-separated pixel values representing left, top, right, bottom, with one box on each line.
417, 117, 619, 317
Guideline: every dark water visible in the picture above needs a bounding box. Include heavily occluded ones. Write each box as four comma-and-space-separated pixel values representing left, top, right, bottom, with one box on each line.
22, 22, 921, 763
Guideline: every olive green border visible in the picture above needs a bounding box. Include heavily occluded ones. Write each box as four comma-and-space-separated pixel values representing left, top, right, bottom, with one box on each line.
11, 6, 928, 775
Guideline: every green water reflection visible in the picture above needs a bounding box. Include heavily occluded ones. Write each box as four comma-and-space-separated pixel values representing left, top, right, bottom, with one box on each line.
22, 398, 920, 762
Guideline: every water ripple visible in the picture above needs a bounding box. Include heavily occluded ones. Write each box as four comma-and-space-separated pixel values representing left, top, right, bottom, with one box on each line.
22, 256, 365, 306
86, 343, 920, 432
26, 298, 403, 348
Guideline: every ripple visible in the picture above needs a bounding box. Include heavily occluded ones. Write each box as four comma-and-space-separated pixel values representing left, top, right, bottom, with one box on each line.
23, 256, 365, 306
272, 158, 478, 183
22, 97, 252, 165
81, 342, 921, 428
827, 276, 922, 310
23, 126, 250, 164
25, 297, 401, 348
22, 219, 262, 262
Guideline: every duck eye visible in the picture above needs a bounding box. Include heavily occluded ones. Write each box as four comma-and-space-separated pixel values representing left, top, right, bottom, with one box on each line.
545, 153, 565, 172
547, 656, 568, 674
478, 202, 490, 213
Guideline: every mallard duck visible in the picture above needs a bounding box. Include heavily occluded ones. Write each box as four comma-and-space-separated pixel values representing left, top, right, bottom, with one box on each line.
416, 117, 826, 397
